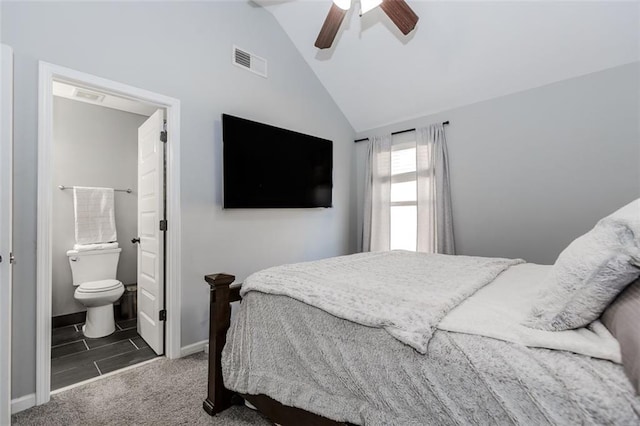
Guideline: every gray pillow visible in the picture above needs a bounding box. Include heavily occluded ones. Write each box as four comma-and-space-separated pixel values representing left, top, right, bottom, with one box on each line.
525, 199, 640, 331
601, 278, 640, 394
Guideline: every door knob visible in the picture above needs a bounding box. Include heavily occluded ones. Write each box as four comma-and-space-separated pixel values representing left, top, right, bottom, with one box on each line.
131, 237, 140, 244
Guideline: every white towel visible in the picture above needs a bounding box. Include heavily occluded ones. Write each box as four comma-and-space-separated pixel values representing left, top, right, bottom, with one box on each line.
73, 242, 119, 252
73, 186, 117, 245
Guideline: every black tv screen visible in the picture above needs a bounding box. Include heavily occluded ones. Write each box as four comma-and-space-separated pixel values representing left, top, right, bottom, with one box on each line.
222, 114, 333, 208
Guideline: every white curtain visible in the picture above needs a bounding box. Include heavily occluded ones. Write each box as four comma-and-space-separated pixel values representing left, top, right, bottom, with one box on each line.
416, 124, 455, 254
362, 135, 392, 252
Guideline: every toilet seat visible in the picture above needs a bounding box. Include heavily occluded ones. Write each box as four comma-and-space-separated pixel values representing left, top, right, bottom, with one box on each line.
77, 279, 123, 294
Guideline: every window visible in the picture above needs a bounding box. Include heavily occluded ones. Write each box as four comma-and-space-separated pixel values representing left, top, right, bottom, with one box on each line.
390, 132, 417, 251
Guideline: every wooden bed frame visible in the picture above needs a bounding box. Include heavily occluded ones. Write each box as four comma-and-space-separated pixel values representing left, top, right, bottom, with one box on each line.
203, 273, 351, 426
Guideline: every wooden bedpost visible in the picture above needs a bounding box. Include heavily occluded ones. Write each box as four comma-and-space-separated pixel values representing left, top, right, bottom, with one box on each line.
203, 273, 241, 416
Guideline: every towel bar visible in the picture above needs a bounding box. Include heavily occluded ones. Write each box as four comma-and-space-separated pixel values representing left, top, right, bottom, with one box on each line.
58, 185, 132, 194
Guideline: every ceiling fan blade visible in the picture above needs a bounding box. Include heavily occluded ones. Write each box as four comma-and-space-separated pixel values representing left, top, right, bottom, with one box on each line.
380, 0, 419, 35
315, 3, 348, 49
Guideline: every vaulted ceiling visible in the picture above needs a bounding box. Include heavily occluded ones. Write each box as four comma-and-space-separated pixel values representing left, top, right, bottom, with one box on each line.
257, 1, 640, 133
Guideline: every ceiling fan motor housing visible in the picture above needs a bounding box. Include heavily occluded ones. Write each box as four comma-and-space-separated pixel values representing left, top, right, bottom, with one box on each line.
315, 0, 419, 49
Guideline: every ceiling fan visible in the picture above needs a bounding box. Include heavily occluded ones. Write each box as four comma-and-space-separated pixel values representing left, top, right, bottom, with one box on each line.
315, 0, 419, 49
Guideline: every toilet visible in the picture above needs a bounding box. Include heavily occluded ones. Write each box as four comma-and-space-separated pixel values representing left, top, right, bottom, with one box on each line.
67, 246, 124, 338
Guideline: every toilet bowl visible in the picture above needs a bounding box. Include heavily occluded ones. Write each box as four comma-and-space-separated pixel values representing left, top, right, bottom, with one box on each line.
74, 279, 124, 338
67, 246, 124, 338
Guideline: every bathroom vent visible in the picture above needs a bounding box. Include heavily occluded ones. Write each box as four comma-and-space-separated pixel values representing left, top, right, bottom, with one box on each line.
73, 88, 105, 103
232, 45, 267, 78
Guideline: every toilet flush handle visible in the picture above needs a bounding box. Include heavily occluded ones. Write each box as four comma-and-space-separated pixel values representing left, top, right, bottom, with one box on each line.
132, 237, 140, 244
70, 257, 78, 262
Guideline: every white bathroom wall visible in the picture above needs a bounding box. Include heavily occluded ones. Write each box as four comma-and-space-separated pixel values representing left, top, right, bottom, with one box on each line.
52, 96, 146, 317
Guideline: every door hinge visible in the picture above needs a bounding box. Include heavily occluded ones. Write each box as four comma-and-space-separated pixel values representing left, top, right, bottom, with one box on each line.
159, 219, 167, 231
160, 120, 167, 143
159, 309, 167, 321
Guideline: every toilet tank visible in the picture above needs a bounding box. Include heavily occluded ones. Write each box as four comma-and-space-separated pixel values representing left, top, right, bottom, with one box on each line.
66, 248, 122, 286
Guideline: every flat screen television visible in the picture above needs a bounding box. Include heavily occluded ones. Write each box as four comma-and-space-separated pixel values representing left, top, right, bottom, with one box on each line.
222, 114, 333, 208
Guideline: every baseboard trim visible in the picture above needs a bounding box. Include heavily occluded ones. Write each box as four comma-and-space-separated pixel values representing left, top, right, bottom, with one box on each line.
180, 340, 207, 357
11, 393, 35, 414
52, 311, 86, 329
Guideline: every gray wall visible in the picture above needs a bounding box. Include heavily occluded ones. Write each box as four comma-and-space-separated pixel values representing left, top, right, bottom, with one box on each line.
356, 63, 640, 264
52, 97, 145, 317
2, 2, 356, 399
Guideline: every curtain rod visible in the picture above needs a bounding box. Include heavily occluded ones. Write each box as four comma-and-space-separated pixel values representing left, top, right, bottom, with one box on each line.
58, 185, 132, 194
354, 121, 450, 143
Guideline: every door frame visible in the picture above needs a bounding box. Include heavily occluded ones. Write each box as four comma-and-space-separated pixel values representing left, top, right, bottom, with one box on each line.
0, 44, 14, 424
36, 61, 182, 405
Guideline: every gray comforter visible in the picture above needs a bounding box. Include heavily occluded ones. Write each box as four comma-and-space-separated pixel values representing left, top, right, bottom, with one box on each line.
222, 292, 640, 425
241, 251, 523, 353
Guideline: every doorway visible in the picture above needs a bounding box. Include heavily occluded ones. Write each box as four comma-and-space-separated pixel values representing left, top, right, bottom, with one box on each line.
49, 88, 163, 390
36, 62, 181, 405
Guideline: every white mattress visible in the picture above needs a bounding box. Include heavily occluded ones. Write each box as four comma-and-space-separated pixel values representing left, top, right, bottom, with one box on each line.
438, 263, 621, 362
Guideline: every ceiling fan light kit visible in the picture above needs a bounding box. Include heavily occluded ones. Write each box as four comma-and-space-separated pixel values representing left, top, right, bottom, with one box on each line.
333, 0, 351, 11
360, 0, 383, 15
317, 0, 419, 49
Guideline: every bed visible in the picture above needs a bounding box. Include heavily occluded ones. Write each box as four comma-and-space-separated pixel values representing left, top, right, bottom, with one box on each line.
202, 200, 640, 425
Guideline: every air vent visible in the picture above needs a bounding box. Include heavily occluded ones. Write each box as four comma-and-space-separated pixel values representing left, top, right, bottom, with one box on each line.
72, 88, 105, 102
232, 45, 267, 78
235, 49, 251, 68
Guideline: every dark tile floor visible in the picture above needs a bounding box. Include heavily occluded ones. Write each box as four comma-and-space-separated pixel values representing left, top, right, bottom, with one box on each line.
51, 318, 159, 390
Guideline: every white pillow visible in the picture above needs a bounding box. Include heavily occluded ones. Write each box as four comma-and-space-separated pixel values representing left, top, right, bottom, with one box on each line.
525, 199, 640, 331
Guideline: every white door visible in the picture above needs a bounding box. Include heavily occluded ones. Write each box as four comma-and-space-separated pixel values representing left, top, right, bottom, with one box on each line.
137, 109, 165, 355
0, 44, 14, 422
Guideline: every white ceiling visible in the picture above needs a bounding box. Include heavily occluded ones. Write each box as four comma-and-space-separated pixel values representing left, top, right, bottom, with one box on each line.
53, 81, 157, 117
257, 1, 640, 132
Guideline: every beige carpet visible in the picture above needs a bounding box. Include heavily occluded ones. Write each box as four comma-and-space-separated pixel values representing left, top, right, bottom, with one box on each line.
12, 352, 271, 425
